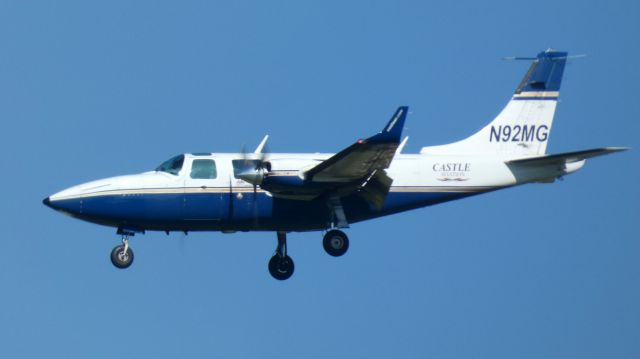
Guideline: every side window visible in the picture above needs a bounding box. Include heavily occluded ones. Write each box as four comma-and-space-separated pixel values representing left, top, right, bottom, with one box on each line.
190, 159, 217, 179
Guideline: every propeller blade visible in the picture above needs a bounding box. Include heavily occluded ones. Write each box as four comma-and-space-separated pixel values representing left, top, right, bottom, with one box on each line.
254, 135, 269, 154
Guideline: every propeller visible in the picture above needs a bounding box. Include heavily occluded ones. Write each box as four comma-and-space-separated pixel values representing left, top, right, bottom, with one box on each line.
234, 136, 271, 229
236, 135, 271, 194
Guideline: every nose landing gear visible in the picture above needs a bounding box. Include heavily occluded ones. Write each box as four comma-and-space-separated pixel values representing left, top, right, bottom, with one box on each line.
110, 233, 135, 269
268, 231, 295, 280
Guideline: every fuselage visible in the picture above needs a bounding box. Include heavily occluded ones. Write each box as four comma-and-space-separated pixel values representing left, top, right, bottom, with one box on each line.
44, 50, 587, 234
44, 152, 533, 233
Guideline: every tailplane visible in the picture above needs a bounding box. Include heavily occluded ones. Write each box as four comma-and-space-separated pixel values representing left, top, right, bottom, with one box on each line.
505, 147, 628, 183
421, 49, 568, 158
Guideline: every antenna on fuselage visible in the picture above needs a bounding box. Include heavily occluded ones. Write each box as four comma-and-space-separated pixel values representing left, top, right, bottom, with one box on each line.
502, 54, 586, 61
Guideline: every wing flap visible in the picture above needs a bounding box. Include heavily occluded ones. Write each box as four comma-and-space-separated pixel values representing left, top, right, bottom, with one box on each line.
358, 170, 393, 210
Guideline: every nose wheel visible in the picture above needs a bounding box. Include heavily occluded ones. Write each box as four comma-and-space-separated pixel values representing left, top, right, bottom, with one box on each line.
111, 235, 134, 269
323, 229, 349, 257
268, 231, 295, 280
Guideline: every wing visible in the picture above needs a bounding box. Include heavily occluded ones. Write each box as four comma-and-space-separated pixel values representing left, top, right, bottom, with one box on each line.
260, 107, 408, 209
303, 106, 408, 183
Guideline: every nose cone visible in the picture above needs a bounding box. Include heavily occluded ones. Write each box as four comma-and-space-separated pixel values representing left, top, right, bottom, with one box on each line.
42, 190, 83, 215
42, 196, 61, 211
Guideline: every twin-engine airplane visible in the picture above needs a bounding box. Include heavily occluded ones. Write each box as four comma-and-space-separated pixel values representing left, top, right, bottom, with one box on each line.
44, 49, 626, 280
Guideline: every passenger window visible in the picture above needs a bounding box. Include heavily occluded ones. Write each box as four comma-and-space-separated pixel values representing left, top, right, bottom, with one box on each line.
190, 159, 217, 179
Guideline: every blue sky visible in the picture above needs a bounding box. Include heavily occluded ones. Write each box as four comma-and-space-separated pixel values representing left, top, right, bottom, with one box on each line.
1, 1, 638, 358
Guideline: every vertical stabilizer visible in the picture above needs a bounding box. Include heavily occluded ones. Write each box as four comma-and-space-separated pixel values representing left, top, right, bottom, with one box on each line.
421, 49, 568, 158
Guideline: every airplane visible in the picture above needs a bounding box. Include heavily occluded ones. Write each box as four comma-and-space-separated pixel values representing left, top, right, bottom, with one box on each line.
43, 49, 627, 280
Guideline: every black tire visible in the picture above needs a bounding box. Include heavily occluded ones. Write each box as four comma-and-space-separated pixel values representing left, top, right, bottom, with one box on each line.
268, 254, 295, 280
323, 229, 349, 257
110, 245, 134, 269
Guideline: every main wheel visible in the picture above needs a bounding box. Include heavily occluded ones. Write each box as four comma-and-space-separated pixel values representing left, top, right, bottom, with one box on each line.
110, 245, 134, 269
323, 230, 349, 257
268, 254, 295, 280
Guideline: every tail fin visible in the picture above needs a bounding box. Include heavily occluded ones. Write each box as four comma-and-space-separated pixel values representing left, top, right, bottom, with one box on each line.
421, 49, 568, 157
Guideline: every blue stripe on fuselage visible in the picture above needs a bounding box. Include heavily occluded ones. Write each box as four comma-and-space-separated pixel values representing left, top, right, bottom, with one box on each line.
49, 189, 490, 232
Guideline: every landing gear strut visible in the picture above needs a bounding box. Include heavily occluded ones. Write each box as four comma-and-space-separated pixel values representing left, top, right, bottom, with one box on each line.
268, 231, 294, 280
111, 234, 135, 269
323, 229, 349, 257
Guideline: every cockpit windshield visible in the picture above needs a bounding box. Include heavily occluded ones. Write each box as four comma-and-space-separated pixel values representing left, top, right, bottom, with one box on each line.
155, 154, 184, 175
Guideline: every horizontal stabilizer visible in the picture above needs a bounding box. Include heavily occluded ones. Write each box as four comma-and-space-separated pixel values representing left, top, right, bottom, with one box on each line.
505, 147, 628, 184
507, 147, 628, 166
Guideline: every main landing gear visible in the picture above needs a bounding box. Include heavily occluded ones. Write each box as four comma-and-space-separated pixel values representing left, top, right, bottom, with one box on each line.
323, 196, 350, 257
266, 229, 350, 280
268, 231, 295, 280
110, 233, 135, 269
323, 229, 349, 257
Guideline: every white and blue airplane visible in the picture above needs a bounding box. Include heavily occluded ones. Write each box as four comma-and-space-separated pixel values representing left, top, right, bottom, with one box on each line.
44, 49, 626, 280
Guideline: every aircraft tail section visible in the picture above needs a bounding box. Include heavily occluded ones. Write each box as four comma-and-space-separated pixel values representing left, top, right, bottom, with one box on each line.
421, 49, 568, 158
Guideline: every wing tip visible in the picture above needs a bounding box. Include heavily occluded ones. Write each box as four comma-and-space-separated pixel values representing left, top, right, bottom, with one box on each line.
375, 106, 408, 143
603, 146, 630, 152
